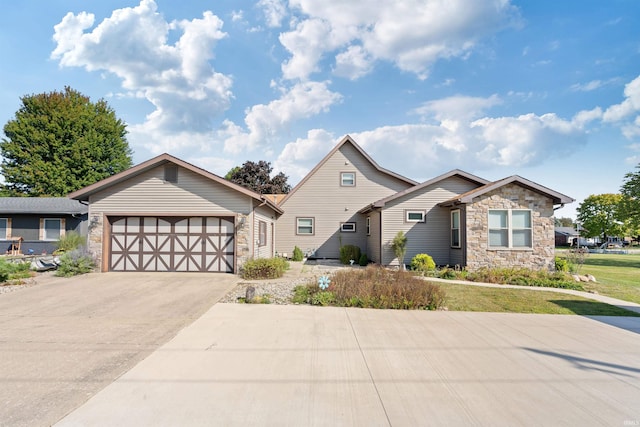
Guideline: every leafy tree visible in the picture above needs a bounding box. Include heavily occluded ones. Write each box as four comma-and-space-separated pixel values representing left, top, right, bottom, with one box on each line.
620, 164, 640, 235
226, 160, 291, 194
576, 194, 624, 242
1, 87, 132, 196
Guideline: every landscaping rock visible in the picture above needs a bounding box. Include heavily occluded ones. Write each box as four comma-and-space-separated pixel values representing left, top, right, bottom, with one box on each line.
245, 286, 255, 302
587, 274, 597, 282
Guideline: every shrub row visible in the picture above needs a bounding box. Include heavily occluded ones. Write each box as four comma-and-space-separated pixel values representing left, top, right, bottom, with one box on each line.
0, 258, 33, 283
464, 267, 583, 290
241, 257, 290, 280
293, 266, 445, 310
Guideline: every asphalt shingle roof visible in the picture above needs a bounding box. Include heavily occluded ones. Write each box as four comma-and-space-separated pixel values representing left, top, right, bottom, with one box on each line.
0, 197, 88, 215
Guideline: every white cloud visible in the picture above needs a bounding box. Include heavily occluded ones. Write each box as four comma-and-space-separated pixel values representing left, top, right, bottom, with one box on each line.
603, 75, 640, 122
413, 94, 502, 121
274, 129, 338, 182
223, 81, 342, 154
51, 0, 232, 143
258, 0, 288, 28
278, 0, 520, 80
333, 45, 374, 80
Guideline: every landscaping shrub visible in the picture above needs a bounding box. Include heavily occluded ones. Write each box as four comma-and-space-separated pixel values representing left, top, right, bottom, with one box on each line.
292, 246, 304, 262
410, 253, 436, 274
339, 245, 361, 265
55, 231, 85, 254
241, 257, 290, 280
0, 258, 32, 283
437, 266, 458, 280
555, 256, 570, 272
465, 267, 583, 290
390, 231, 407, 269
358, 253, 368, 266
293, 266, 445, 310
55, 248, 96, 277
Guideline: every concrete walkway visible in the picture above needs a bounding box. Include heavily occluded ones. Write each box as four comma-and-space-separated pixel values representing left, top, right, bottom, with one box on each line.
58, 304, 640, 426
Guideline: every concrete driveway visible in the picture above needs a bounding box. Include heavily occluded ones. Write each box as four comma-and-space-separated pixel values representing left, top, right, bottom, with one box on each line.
0, 272, 239, 427
57, 304, 640, 426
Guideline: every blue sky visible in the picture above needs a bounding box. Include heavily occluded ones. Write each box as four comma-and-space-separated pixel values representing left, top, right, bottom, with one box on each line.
1, 1, 639, 219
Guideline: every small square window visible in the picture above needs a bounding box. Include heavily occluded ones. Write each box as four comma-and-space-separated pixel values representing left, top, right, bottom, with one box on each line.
405, 210, 425, 223
296, 217, 314, 235
340, 222, 356, 232
341, 172, 355, 186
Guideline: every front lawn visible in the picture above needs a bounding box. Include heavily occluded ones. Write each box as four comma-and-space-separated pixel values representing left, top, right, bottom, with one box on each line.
438, 282, 640, 316
563, 252, 640, 304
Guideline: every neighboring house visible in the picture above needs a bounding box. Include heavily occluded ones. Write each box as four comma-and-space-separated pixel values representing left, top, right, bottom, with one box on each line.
68, 154, 282, 273
67, 135, 574, 273
555, 227, 578, 246
0, 197, 88, 255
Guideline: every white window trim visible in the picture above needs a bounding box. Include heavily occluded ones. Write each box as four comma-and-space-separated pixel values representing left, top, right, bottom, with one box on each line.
340, 172, 356, 187
296, 217, 314, 235
340, 222, 356, 233
366, 216, 371, 236
405, 210, 426, 223
258, 220, 267, 247
451, 210, 461, 248
488, 209, 532, 249
0, 218, 9, 240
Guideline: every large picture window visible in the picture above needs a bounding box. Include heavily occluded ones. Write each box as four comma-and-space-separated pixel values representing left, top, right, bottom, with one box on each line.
296, 217, 314, 235
451, 210, 460, 248
488, 210, 532, 248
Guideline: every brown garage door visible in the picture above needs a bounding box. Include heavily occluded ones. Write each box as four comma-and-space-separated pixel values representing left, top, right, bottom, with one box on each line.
109, 216, 235, 272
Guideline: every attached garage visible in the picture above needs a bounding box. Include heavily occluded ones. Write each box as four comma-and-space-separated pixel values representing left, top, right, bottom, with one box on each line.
109, 216, 234, 272
68, 154, 282, 274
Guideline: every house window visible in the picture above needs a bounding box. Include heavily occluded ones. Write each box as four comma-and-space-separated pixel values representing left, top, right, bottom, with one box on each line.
0, 218, 8, 240
341, 172, 355, 187
340, 222, 356, 233
296, 217, 314, 235
366, 216, 371, 236
488, 210, 532, 248
164, 164, 178, 183
451, 210, 461, 248
42, 218, 63, 241
258, 220, 267, 246
405, 210, 426, 223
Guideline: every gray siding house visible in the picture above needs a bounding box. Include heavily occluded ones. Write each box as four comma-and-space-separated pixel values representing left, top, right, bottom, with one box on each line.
66, 135, 573, 273
0, 197, 87, 255
68, 154, 282, 273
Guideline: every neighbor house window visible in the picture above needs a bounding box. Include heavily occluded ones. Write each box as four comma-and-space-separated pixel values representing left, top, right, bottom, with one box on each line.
366, 216, 371, 236
451, 210, 461, 248
341, 172, 355, 186
258, 220, 267, 246
488, 210, 532, 248
0, 218, 8, 240
41, 218, 64, 241
405, 210, 426, 223
296, 217, 314, 235
340, 222, 356, 232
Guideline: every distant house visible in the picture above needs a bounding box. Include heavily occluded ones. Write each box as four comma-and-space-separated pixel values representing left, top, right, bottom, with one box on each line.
555, 227, 578, 246
68, 135, 574, 273
0, 197, 88, 255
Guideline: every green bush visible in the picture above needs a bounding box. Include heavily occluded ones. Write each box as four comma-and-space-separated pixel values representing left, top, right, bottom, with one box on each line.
293, 266, 445, 310
292, 246, 304, 261
55, 231, 85, 253
241, 257, 290, 280
438, 267, 458, 280
358, 253, 368, 266
555, 256, 570, 272
0, 258, 32, 283
411, 253, 436, 274
55, 248, 96, 277
339, 245, 361, 265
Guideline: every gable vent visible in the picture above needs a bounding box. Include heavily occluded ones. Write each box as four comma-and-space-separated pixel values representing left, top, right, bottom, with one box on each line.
164, 164, 178, 183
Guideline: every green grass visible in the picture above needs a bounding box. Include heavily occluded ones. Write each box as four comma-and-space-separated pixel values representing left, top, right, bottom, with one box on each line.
566, 253, 640, 304
438, 282, 640, 316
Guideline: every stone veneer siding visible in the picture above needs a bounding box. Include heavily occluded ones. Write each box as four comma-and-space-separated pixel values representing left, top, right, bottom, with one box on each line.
465, 184, 555, 271
86, 211, 251, 273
